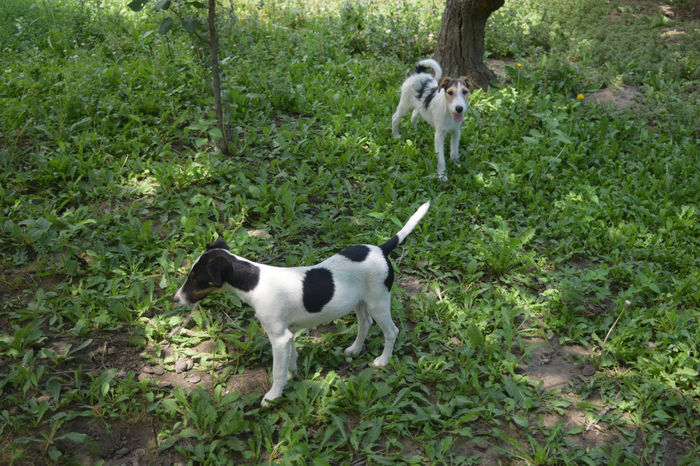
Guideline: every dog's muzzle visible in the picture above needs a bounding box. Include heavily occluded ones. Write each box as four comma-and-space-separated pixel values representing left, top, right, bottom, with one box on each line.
454, 106, 464, 122
173, 289, 189, 306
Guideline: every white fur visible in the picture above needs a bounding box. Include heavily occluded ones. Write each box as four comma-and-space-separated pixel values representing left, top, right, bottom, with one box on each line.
174, 202, 430, 406
392, 58, 469, 181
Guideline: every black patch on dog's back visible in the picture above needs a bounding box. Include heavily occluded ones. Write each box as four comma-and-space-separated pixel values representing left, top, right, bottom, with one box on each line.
379, 235, 399, 256
416, 79, 429, 99
379, 235, 399, 290
415, 79, 438, 109
339, 245, 370, 262
303, 268, 334, 313
423, 87, 437, 108
383, 257, 394, 290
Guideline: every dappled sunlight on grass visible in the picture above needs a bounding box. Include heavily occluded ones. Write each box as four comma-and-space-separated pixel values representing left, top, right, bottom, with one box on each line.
1, 0, 698, 463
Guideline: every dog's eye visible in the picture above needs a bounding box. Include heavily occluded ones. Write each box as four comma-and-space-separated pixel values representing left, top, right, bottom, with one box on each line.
462, 89, 468, 95
447, 90, 453, 95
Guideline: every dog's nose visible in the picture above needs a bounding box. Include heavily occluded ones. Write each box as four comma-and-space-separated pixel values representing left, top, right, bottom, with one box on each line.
456, 105, 464, 114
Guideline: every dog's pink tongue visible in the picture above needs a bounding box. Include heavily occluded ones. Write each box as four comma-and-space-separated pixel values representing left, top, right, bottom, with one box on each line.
454, 113, 464, 122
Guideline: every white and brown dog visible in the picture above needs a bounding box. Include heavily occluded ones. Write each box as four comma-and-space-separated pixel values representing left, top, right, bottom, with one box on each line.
392, 58, 469, 181
173, 202, 430, 406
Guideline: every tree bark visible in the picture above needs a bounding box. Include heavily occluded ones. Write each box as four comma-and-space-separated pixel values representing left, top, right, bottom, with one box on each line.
208, 0, 230, 155
434, 0, 504, 90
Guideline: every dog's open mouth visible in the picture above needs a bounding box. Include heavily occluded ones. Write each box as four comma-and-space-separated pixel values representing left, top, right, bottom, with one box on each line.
453, 112, 464, 123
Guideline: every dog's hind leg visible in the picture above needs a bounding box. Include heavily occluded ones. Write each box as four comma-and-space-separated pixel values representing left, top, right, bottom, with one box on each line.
344, 301, 373, 356
367, 297, 399, 367
262, 328, 294, 406
410, 109, 421, 127
392, 98, 412, 139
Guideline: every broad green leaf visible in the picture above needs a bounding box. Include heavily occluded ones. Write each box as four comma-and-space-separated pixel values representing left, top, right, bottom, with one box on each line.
182, 16, 200, 33
159, 17, 174, 35
48, 446, 62, 461
127, 0, 149, 12
46, 377, 61, 400
512, 413, 529, 428
467, 324, 484, 348
58, 432, 89, 443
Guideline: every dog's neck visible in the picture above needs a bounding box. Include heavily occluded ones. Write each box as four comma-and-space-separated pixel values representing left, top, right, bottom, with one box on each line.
213, 250, 261, 293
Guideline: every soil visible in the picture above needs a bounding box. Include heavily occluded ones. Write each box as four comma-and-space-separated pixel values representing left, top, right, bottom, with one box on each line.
3, 3, 697, 462
586, 86, 639, 110
3, 260, 693, 464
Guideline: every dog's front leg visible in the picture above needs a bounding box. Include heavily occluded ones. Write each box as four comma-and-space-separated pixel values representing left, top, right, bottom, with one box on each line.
289, 340, 298, 375
450, 129, 461, 168
434, 130, 448, 181
261, 328, 293, 407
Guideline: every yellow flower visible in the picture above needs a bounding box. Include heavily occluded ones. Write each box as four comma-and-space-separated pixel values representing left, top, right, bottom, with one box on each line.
576, 93, 584, 100
517, 63, 522, 68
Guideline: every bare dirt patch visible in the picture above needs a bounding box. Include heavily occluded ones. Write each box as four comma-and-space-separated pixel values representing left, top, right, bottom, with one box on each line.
617, 0, 700, 22
226, 366, 271, 397
519, 336, 596, 391
487, 57, 517, 80
57, 418, 185, 466
398, 275, 427, 297
587, 86, 639, 110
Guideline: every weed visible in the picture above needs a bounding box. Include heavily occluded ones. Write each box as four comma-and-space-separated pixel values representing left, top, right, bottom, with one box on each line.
1, 0, 698, 463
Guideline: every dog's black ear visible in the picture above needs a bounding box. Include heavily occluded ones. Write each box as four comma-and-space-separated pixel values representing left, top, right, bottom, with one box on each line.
207, 255, 232, 288
438, 76, 452, 91
206, 236, 229, 250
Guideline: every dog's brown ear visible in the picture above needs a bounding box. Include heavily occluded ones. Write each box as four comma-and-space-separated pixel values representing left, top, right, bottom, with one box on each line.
438, 76, 451, 91
207, 236, 229, 250
207, 255, 232, 288
459, 76, 478, 91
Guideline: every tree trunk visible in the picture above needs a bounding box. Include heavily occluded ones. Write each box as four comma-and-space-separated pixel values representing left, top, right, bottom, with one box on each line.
208, 0, 230, 155
434, 0, 504, 90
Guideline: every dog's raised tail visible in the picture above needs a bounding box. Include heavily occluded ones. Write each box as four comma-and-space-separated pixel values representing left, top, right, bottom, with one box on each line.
380, 201, 430, 255
414, 59, 442, 81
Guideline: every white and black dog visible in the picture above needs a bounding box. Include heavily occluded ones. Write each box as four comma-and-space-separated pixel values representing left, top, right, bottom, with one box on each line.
392, 58, 469, 181
173, 202, 430, 406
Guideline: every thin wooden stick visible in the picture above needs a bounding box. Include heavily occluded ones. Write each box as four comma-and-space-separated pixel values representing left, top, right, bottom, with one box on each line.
602, 300, 630, 352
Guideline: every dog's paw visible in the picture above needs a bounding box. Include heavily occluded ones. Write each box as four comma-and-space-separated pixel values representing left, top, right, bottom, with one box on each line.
372, 356, 390, 367
438, 173, 448, 182
261, 393, 279, 407
261, 388, 283, 407
392, 132, 401, 140
344, 345, 362, 356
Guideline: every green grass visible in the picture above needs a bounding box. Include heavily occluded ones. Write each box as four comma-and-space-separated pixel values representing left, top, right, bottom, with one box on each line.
1, 0, 699, 463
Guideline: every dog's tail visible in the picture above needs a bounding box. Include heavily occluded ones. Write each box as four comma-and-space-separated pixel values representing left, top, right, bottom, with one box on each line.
413, 59, 442, 81
379, 201, 430, 255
